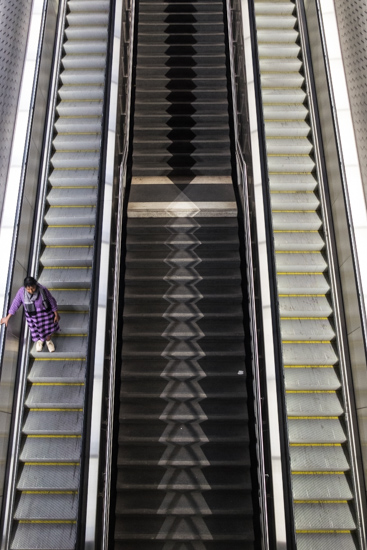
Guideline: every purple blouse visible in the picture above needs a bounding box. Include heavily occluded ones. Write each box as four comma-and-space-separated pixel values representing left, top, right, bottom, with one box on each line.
9, 285, 58, 316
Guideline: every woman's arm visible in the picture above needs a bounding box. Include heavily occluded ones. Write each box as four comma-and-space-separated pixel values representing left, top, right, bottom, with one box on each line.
1, 288, 24, 326
43, 286, 58, 312
0, 313, 13, 327
42, 286, 60, 323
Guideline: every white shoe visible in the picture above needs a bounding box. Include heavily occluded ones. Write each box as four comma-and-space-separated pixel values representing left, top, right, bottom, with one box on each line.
46, 340, 55, 353
36, 340, 43, 352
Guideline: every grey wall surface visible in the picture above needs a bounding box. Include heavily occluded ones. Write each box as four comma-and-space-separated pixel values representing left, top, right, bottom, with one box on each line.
304, 0, 367, 494
333, 0, 367, 205
0, 0, 59, 515
0, 0, 33, 220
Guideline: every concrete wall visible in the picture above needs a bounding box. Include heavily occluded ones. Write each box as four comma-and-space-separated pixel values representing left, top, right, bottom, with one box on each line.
304, 0, 367, 493
0, 0, 59, 515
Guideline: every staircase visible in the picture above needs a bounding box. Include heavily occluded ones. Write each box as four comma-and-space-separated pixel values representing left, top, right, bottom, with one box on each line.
112, 0, 260, 547
132, 0, 231, 177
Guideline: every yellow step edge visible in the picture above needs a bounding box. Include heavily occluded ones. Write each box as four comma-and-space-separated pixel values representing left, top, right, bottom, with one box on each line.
269, 172, 313, 175
29, 408, 83, 412
24, 462, 80, 466
49, 288, 90, 291
27, 434, 82, 439
259, 43, 299, 47
277, 272, 324, 275
51, 334, 87, 337
281, 317, 328, 320
34, 357, 85, 361
60, 80, 105, 83
57, 310, 89, 313
47, 225, 94, 228
57, 149, 98, 153
296, 530, 351, 534
59, 115, 101, 119
45, 245, 92, 249
43, 266, 91, 269
276, 250, 321, 254
266, 134, 308, 136
271, 190, 314, 194
295, 500, 348, 504
57, 132, 101, 135
18, 519, 76, 525
284, 365, 334, 368
59, 98, 102, 102
52, 168, 98, 172
31, 383, 84, 386
259, 56, 298, 59
260, 71, 300, 75
262, 88, 303, 91
265, 119, 306, 123
293, 471, 345, 475
264, 103, 305, 107
288, 418, 340, 421
279, 294, 327, 297
268, 153, 311, 157
21, 490, 79, 495
48, 205, 95, 208
61, 65, 105, 69
286, 390, 336, 394
282, 340, 331, 344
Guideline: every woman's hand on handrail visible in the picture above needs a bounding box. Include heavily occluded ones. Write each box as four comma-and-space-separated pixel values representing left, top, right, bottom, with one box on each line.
0, 314, 12, 327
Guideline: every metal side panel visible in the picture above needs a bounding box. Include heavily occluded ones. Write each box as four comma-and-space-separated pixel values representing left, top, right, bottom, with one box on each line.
252, 0, 365, 548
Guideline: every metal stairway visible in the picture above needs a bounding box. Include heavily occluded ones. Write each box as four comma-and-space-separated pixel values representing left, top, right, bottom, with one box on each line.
111, 0, 260, 548
253, 0, 364, 548
6, 1, 110, 548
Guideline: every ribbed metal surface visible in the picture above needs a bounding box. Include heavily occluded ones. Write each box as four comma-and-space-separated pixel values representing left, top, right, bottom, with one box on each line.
253, 0, 361, 547
8, 0, 110, 547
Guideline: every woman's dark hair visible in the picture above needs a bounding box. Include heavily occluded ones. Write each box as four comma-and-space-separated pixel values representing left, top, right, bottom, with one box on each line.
24, 276, 38, 288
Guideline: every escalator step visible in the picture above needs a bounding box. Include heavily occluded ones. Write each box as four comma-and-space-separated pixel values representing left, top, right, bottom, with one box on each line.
20, 437, 81, 463
17, 464, 80, 491
11, 524, 76, 550
14, 493, 78, 521
28, 359, 86, 384
23, 411, 83, 435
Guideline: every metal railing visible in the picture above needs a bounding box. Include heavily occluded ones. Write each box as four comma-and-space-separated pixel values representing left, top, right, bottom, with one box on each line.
225, 0, 269, 547
101, 0, 136, 547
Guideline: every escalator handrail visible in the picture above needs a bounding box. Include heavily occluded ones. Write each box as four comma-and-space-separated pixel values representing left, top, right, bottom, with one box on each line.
0, 0, 68, 546
101, 0, 136, 547
225, 0, 269, 547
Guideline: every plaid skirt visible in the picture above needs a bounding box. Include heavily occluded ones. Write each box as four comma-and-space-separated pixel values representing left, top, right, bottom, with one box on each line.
25, 309, 60, 342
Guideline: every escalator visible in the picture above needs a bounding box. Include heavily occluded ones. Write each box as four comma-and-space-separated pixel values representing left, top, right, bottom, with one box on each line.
2, 0, 366, 548
252, 0, 365, 548
1, 1, 110, 548
110, 0, 262, 548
